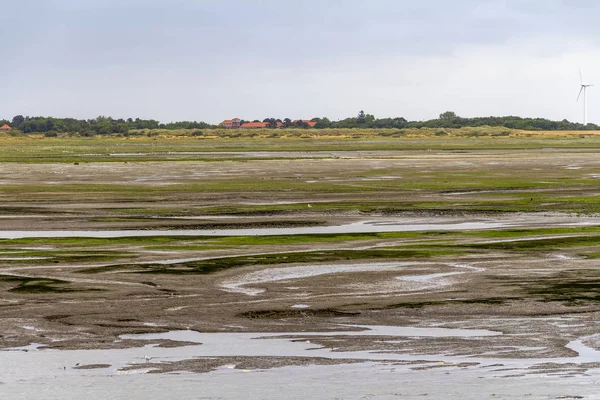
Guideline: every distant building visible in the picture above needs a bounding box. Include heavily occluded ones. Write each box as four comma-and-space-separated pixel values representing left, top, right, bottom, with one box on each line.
219, 118, 241, 129
293, 120, 317, 128
240, 122, 268, 129
219, 118, 316, 129
0, 124, 11, 131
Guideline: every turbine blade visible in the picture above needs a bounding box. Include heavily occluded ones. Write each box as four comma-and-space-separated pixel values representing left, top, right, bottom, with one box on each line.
577, 86, 584, 101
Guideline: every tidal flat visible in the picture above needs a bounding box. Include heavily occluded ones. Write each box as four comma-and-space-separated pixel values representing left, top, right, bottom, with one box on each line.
4, 133, 600, 398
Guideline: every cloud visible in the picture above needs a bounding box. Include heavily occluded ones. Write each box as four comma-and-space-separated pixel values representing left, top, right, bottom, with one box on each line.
2, 0, 600, 123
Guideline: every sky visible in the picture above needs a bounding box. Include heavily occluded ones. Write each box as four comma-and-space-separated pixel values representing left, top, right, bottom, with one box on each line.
1, 0, 600, 124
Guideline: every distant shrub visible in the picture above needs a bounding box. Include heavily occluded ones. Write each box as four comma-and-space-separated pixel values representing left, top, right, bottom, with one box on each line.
44, 130, 58, 137
191, 130, 203, 136
435, 130, 449, 136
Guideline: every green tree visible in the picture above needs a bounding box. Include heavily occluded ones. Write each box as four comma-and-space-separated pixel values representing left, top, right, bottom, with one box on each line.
44, 119, 55, 132
439, 111, 458, 120
263, 118, 278, 128
11, 115, 24, 128
314, 117, 331, 129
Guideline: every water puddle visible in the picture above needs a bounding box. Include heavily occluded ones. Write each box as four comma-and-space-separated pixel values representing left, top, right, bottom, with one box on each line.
0, 220, 516, 239
5, 323, 597, 370
551, 254, 578, 260
122, 325, 502, 342
113, 328, 600, 372
108, 151, 336, 159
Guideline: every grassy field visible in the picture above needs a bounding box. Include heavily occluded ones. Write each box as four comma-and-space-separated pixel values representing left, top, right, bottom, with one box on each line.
3, 127, 600, 163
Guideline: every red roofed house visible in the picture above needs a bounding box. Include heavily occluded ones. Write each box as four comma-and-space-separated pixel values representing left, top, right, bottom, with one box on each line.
241, 122, 268, 129
0, 124, 11, 131
219, 118, 241, 129
293, 120, 317, 128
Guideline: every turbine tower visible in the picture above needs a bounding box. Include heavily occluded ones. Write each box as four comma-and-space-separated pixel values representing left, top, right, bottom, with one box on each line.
577, 69, 593, 126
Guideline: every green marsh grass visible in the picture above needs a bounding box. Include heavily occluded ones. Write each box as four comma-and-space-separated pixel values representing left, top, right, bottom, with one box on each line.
0, 275, 98, 294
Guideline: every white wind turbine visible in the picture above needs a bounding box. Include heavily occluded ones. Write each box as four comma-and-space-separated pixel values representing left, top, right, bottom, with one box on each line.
577, 69, 593, 126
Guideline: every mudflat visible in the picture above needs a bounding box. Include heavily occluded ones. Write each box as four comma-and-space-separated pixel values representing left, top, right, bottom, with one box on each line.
2, 134, 600, 377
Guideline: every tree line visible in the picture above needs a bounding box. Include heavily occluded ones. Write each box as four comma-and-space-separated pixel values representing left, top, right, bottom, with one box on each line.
0, 115, 214, 136
1, 111, 597, 135
259, 118, 311, 128
309, 110, 599, 130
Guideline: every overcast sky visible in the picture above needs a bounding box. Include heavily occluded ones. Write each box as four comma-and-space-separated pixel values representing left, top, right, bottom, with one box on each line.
2, 0, 600, 123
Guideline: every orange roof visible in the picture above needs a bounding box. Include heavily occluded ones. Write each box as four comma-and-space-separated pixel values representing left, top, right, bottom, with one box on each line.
241, 122, 268, 128
0, 124, 11, 130
220, 118, 241, 125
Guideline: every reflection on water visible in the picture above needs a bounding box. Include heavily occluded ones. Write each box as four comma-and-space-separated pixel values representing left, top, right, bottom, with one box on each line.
2, 325, 600, 399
